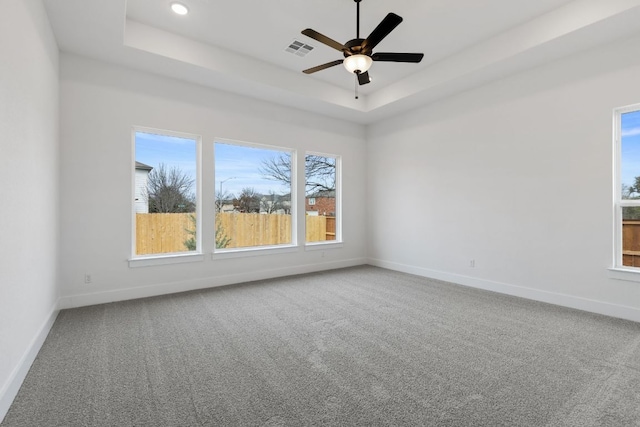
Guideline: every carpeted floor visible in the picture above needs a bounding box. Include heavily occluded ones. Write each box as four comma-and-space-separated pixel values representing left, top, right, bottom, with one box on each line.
3, 266, 640, 426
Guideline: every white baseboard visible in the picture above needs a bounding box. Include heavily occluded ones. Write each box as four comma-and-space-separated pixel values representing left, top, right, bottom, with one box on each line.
0, 305, 59, 424
368, 258, 640, 324
59, 258, 368, 309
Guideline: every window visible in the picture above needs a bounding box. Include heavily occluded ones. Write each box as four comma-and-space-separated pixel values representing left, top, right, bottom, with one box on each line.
214, 140, 294, 250
305, 153, 340, 244
614, 106, 640, 269
133, 128, 199, 257
131, 131, 342, 263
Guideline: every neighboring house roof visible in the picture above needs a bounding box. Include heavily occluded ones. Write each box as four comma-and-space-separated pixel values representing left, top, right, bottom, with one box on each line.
135, 161, 153, 171
260, 193, 292, 200
307, 190, 335, 198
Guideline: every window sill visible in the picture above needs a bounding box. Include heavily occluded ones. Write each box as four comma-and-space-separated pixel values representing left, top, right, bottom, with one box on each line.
608, 267, 640, 282
213, 244, 300, 259
129, 253, 205, 268
305, 241, 344, 251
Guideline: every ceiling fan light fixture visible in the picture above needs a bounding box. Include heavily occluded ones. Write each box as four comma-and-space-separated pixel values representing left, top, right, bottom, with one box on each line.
301, 2, 422, 87
170, 2, 189, 15
344, 54, 372, 74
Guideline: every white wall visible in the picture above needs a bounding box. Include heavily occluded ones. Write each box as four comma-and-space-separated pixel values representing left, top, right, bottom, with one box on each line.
367, 33, 640, 322
58, 54, 367, 307
0, 0, 60, 420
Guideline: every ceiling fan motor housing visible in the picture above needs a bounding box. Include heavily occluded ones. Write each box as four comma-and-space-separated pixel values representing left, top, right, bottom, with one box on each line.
344, 39, 367, 56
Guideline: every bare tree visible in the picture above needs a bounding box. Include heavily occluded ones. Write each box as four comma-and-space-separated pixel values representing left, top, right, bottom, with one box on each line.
146, 163, 195, 213
215, 189, 233, 213
259, 154, 291, 186
234, 187, 260, 213
260, 191, 286, 214
305, 155, 336, 194
259, 154, 335, 195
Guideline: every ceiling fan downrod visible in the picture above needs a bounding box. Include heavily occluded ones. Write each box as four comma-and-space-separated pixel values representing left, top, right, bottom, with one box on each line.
356, 0, 361, 39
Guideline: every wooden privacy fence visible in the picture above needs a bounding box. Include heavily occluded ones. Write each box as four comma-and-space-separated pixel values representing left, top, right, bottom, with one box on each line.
325, 216, 336, 241
136, 213, 193, 255
136, 213, 335, 255
218, 213, 291, 248
623, 219, 640, 267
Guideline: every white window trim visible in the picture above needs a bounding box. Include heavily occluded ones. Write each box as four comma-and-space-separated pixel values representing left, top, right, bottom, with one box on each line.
130, 126, 203, 264
305, 241, 344, 251
212, 244, 300, 260
611, 104, 640, 279
129, 253, 205, 268
213, 137, 297, 253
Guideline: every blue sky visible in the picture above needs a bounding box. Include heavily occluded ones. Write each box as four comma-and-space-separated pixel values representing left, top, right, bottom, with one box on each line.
214, 142, 290, 196
621, 110, 640, 192
135, 132, 290, 197
135, 132, 197, 198
135, 132, 197, 180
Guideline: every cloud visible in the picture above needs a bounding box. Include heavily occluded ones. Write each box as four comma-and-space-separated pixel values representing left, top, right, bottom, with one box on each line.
622, 127, 640, 137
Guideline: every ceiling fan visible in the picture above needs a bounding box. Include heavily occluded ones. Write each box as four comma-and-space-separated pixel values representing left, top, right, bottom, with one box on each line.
301, 0, 424, 87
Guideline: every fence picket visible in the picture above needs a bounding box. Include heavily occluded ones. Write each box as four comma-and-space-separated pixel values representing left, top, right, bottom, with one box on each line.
136, 213, 335, 255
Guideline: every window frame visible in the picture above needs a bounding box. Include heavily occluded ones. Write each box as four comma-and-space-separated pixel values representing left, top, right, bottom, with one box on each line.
212, 138, 298, 256
129, 126, 203, 267
304, 150, 343, 248
127, 131, 346, 266
611, 104, 640, 279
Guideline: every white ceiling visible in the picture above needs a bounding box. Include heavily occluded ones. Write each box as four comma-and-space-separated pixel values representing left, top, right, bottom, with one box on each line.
43, 0, 640, 124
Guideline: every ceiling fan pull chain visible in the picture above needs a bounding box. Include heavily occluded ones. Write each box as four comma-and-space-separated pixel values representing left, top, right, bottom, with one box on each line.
355, 75, 359, 99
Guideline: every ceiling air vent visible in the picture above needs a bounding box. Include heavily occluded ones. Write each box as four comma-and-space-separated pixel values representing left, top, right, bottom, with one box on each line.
285, 40, 314, 57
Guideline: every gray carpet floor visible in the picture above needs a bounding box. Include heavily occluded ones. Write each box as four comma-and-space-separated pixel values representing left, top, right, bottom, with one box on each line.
3, 265, 640, 426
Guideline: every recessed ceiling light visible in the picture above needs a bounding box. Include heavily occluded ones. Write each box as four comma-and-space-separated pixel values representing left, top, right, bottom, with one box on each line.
170, 2, 189, 15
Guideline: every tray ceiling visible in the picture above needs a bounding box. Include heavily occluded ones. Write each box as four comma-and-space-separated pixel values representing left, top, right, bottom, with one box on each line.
44, 0, 640, 123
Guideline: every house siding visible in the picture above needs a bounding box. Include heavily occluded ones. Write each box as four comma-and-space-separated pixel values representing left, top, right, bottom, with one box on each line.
134, 169, 149, 213
306, 197, 335, 216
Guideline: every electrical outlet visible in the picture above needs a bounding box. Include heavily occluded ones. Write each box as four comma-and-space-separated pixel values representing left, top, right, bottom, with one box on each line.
470, 259, 476, 268
84, 274, 92, 284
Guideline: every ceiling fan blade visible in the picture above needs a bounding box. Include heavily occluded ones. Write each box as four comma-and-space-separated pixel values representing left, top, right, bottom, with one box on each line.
361, 13, 403, 53
302, 29, 347, 52
357, 71, 371, 86
371, 52, 424, 63
303, 59, 344, 74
